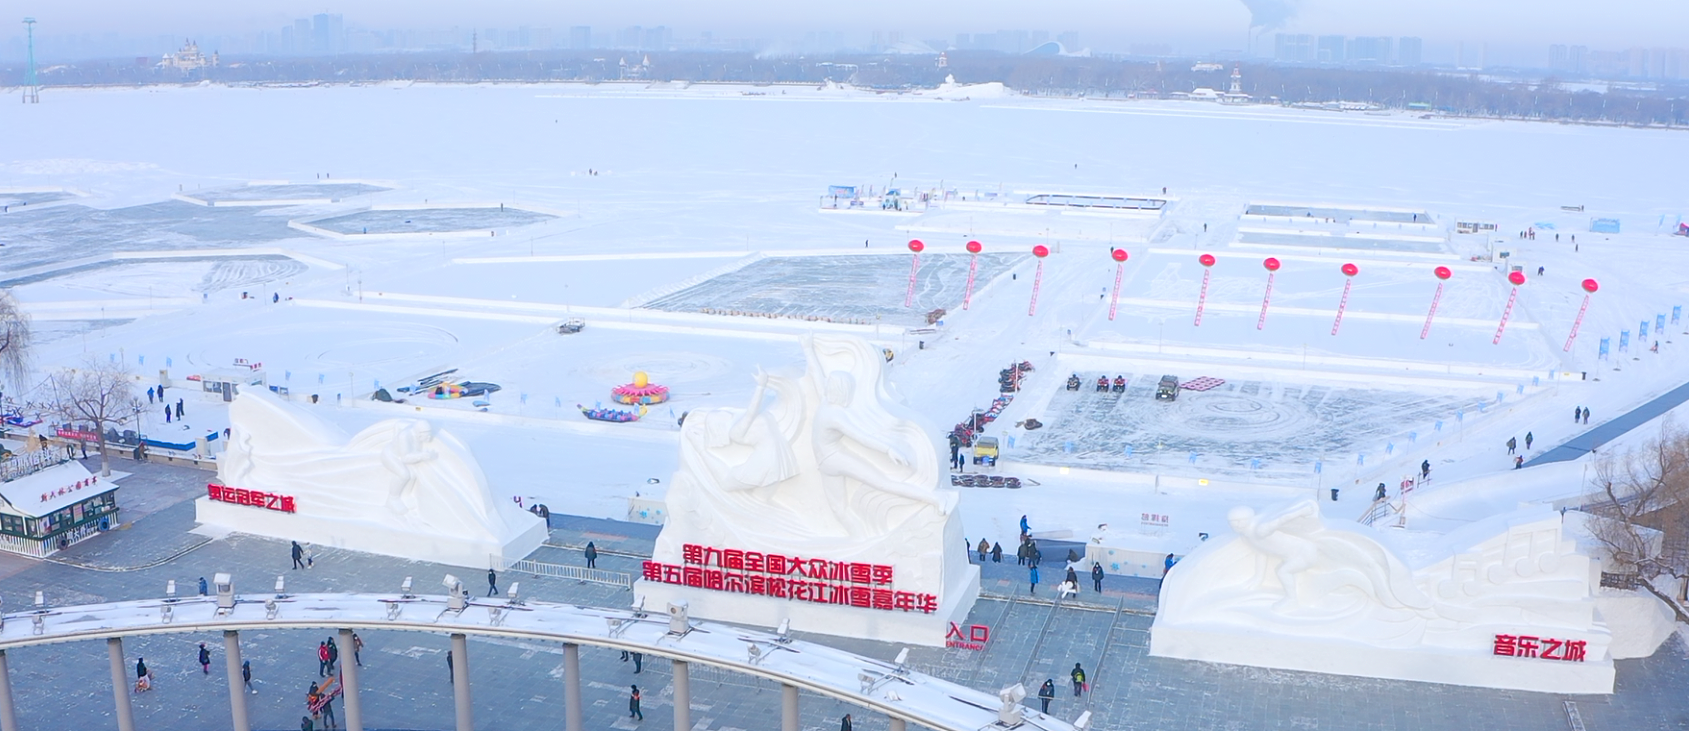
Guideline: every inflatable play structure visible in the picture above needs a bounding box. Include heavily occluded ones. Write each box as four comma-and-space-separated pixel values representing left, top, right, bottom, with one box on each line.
612, 371, 669, 405
579, 403, 647, 422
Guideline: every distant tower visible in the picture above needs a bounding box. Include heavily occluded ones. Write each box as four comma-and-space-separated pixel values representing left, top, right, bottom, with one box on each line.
22, 17, 40, 103
937, 52, 948, 68
1229, 64, 1242, 94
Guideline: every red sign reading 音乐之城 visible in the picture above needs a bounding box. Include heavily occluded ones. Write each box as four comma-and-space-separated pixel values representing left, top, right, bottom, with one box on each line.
1493, 634, 1587, 662
641, 543, 938, 614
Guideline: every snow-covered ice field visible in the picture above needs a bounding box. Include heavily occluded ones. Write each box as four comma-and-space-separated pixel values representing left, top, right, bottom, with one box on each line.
5, 82, 1689, 560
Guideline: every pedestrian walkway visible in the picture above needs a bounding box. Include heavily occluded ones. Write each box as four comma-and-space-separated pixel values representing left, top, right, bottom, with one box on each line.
1527, 379, 1689, 466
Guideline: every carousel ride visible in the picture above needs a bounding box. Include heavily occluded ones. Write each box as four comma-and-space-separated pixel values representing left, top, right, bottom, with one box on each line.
611, 371, 669, 405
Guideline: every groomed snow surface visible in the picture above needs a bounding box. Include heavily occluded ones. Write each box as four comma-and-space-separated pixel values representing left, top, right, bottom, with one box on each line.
4, 82, 1689, 569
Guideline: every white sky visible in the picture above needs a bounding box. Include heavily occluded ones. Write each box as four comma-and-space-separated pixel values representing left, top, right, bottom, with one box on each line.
5, 0, 1684, 49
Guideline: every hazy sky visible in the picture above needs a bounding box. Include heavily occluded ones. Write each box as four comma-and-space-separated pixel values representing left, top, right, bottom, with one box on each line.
7, 0, 1685, 48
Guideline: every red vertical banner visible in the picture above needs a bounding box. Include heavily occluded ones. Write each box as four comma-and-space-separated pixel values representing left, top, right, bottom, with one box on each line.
962, 240, 982, 310
1331, 262, 1359, 335
1421, 266, 1452, 339
1564, 278, 1598, 351
904, 239, 924, 308
1193, 253, 1216, 326
1108, 248, 1128, 321
1257, 257, 1280, 330
1494, 270, 1527, 344
1028, 244, 1049, 316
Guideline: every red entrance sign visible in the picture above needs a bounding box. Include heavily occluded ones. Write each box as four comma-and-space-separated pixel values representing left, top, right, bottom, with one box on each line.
641, 543, 938, 614
1493, 634, 1586, 662
945, 622, 990, 650
207, 483, 296, 513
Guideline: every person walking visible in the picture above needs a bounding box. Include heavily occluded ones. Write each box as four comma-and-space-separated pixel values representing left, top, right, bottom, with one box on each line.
991, 542, 1003, 563
320, 695, 338, 729
242, 659, 255, 693
1506, 437, 1517, 455
446, 651, 453, 683
198, 642, 212, 674
1515, 455, 1524, 470
300, 716, 314, 731
1029, 564, 1040, 594
1525, 432, 1534, 450
629, 685, 643, 721
318, 642, 330, 677
1020, 514, 1030, 534
631, 651, 643, 674
147, 386, 155, 404
1091, 562, 1104, 593
292, 541, 306, 570
199, 577, 209, 596
136, 657, 148, 684
487, 568, 499, 597
1016, 540, 1028, 566
326, 637, 339, 675
977, 538, 990, 562
352, 633, 363, 667
1164, 553, 1177, 577
1065, 565, 1079, 589
1030, 541, 1042, 567
585, 542, 598, 569
1583, 408, 1591, 425
1421, 459, 1431, 481
840, 713, 853, 731
1574, 406, 1582, 423
176, 399, 184, 419
164, 404, 172, 423
1038, 679, 1056, 713
1071, 663, 1087, 697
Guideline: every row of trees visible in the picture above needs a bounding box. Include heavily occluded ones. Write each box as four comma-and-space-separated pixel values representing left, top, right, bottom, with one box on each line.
1, 291, 141, 477
1584, 423, 1689, 603
6, 51, 1688, 127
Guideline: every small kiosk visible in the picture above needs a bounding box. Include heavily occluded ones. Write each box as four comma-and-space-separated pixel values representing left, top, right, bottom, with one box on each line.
0, 459, 120, 557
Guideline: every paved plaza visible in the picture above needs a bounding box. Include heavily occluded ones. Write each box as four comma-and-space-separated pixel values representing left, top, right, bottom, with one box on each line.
3, 459, 1687, 730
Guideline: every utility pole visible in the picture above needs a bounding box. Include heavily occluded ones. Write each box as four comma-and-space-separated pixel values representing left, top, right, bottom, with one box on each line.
23, 18, 40, 103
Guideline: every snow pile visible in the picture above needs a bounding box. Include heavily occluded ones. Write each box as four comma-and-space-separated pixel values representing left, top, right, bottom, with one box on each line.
926, 75, 1011, 100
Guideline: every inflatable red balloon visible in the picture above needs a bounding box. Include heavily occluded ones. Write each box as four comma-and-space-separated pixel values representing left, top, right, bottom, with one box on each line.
1582, 278, 1599, 293
1434, 266, 1452, 280
1111, 249, 1128, 262
1032, 244, 1049, 258
1263, 257, 1281, 272
1508, 271, 1526, 286
1341, 263, 1359, 277
966, 240, 982, 254
907, 239, 924, 253
1199, 253, 1216, 267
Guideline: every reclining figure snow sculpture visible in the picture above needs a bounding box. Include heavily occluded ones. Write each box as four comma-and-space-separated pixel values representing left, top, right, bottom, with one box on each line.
199, 389, 545, 567
643, 335, 978, 646
1150, 499, 1615, 693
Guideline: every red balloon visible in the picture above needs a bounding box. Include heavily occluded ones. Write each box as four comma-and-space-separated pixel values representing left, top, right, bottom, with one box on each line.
1434, 266, 1452, 280
966, 240, 982, 254
1582, 278, 1599, 293
907, 239, 924, 253
1199, 253, 1216, 267
1341, 263, 1359, 277
1263, 257, 1281, 272
1508, 271, 1527, 286
1111, 248, 1128, 262
1032, 244, 1049, 258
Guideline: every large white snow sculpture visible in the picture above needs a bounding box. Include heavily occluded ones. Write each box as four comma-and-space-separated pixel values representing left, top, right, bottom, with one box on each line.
640, 335, 978, 646
196, 390, 546, 568
1150, 500, 1615, 693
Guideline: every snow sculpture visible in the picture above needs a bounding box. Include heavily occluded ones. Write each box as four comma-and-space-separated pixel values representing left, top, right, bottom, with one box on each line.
197, 390, 546, 568
641, 335, 978, 646
1151, 500, 1615, 693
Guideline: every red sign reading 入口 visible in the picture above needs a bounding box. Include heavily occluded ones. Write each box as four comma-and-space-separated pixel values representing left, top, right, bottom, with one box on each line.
641, 543, 938, 614
946, 622, 990, 650
207, 483, 296, 513
1493, 634, 1587, 662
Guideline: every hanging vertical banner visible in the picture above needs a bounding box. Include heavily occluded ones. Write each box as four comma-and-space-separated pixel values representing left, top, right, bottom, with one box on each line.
961, 240, 982, 310
903, 239, 924, 308
1257, 257, 1280, 330
1193, 253, 1216, 326
1492, 270, 1526, 344
1673, 306, 1682, 325
1422, 266, 1453, 339
1331, 263, 1359, 335
1599, 338, 1610, 359
1619, 331, 1630, 351
1027, 245, 1049, 316
1641, 320, 1650, 339
1657, 314, 1666, 333
1108, 249, 1128, 321
1564, 279, 1597, 352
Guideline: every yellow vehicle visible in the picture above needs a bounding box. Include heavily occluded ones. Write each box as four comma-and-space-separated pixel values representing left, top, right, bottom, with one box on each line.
972, 436, 999, 467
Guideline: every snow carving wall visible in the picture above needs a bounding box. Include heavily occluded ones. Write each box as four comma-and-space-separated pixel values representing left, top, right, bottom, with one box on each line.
1150, 501, 1616, 694
641, 335, 979, 646
195, 390, 546, 568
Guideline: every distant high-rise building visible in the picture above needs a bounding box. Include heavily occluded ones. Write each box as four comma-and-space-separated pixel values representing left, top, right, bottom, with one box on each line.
1397, 37, 1422, 65
1347, 36, 1391, 64
311, 13, 343, 55
954, 33, 971, 50
1549, 44, 1569, 71
995, 30, 1029, 54
1274, 33, 1313, 62
1316, 35, 1345, 63
1030, 30, 1049, 47
570, 26, 592, 50
1057, 31, 1079, 51
643, 26, 670, 50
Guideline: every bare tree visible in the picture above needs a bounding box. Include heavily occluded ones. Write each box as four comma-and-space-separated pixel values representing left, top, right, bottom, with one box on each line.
1583, 421, 1689, 602
44, 359, 141, 477
0, 290, 29, 394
